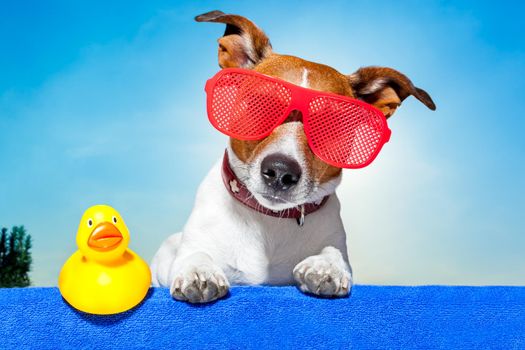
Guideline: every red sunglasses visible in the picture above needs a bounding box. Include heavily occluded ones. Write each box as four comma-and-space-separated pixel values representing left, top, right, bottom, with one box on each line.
205, 68, 391, 169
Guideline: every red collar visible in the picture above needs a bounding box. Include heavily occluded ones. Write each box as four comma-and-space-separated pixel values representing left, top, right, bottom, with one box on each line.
221, 150, 329, 226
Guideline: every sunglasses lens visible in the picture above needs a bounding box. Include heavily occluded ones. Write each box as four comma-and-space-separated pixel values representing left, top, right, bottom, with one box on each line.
209, 72, 292, 139
307, 96, 389, 168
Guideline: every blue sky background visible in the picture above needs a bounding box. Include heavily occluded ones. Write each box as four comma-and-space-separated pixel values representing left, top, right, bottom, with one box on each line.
1, 0, 524, 286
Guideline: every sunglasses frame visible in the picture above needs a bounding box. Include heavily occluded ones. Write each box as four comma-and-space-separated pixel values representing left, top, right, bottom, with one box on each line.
205, 68, 391, 169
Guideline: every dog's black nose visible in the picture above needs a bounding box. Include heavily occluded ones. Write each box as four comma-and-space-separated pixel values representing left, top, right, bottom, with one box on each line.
261, 154, 302, 191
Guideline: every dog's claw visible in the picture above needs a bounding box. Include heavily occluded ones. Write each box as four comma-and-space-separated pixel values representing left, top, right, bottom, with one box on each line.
170, 264, 230, 303
217, 276, 226, 288
293, 255, 352, 298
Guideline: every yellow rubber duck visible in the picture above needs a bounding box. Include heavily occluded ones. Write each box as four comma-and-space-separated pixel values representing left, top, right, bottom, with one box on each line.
59, 205, 151, 315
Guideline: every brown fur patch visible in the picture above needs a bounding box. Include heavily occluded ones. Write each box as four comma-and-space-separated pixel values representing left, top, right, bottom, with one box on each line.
196, 10, 272, 68
364, 86, 401, 119
294, 122, 342, 183
217, 36, 250, 68
255, 54, 354, 97
348, 66, 436, 114
230, 138, 262, 163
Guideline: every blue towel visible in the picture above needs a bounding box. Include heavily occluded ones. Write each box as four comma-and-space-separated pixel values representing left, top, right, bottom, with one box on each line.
1, 286, 524, 349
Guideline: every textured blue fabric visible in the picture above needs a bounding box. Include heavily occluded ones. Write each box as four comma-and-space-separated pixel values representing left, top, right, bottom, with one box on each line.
0, 286, 524, 349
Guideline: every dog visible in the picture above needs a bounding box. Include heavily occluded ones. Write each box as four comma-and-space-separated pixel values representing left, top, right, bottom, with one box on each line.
150, 10, 435, 303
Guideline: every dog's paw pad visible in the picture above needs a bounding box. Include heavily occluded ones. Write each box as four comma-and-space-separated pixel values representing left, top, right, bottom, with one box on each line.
293, 256, 352, 297
170, 265, 229, 303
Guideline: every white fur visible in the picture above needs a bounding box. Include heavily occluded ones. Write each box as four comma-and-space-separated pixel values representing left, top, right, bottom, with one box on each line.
150, 71, 352, 303
359, 77, 390, 95
300, 68, 309, 88
151, 157, 351, 298
240, 33, 257, 68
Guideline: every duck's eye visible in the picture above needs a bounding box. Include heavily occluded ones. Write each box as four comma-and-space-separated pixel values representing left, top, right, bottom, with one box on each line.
112, 216, 117, 224
87, 219, 93, 227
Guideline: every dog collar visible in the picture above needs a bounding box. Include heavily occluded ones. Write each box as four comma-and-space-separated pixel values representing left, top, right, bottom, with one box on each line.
221, 150, 329, 226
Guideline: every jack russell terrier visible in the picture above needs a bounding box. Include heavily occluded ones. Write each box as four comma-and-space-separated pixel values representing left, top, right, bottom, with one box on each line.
150, 10, 435, 303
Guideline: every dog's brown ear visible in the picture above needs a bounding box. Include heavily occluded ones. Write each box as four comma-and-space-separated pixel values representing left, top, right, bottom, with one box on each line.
195, 10, 272, 69
347, 66, 436, 118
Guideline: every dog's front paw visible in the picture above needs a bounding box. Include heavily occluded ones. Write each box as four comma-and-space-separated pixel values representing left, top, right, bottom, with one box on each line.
293, 255, 352, 297
170, 264, 230, 303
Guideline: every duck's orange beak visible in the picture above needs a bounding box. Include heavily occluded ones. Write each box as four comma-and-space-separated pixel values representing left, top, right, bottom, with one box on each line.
88, 222, 123, 251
